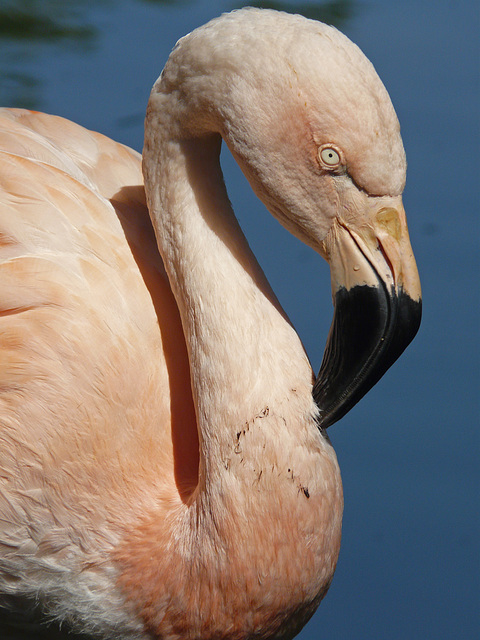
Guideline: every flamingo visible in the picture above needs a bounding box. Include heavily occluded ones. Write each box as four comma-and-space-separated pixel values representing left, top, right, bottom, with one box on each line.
0, 8, 421, 640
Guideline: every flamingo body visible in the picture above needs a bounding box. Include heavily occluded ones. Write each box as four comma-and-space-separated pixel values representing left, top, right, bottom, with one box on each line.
0, 108, 188, 636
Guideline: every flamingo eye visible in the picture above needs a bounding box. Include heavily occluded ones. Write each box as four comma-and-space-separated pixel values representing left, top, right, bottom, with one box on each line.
319, 145, 342, 169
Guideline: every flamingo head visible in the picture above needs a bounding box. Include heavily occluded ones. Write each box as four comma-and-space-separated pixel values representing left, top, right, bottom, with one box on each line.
151, 8, 422, 427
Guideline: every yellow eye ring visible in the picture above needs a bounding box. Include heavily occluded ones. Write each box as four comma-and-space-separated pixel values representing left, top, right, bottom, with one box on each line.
318, 145, 342, 169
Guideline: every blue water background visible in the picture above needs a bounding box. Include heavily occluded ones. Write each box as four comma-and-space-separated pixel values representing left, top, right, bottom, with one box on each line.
0, 1, 478, 638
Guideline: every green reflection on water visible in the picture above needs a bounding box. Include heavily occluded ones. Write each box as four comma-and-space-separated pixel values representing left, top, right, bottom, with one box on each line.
0, 0, 99, 107
0, 4, 95, 41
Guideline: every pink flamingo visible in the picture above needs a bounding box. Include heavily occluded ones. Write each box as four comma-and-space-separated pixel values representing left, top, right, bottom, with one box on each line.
0, 8, 421, 639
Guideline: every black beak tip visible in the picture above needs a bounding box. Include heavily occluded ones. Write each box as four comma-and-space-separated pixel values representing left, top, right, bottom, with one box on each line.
314, 284, 422, 430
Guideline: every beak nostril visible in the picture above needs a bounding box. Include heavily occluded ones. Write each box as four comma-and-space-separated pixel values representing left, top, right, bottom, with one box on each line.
377, 237, 396, 288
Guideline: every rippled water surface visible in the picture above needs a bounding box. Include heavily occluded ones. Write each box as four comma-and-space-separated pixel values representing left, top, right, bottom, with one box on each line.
0, 1, 478, 639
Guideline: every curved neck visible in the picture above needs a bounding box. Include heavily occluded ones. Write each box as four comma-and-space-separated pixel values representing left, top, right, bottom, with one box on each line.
116, 97, 344, 640
144, 130, 317, 486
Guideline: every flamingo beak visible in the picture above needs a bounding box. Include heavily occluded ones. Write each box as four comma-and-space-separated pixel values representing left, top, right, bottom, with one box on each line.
314, 198, 422, 429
